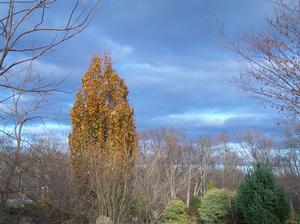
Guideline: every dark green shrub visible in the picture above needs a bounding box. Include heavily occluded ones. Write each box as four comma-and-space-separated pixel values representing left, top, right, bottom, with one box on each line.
296, 214, 300, 223
189, 195, 201, 216
236, 163, 291, 224
163, 198, 189, 224
198, 188, 234, 224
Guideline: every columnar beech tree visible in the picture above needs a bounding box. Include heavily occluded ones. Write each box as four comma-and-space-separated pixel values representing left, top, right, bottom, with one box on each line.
69, 55, 137, 222
69, 55, 136, 175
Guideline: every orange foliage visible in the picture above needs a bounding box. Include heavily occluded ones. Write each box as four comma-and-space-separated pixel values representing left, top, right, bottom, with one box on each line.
69, 55, 137, 182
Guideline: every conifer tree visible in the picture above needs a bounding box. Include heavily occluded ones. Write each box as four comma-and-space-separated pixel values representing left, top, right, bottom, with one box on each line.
236, 163, 290, 224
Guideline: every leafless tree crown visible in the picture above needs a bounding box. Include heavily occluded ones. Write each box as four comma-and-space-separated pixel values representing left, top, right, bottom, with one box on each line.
0, 0, 99, 92
230, 1, 300, 115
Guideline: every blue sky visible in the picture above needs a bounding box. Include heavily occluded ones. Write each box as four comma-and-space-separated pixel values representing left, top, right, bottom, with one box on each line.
1, 0, 286, 139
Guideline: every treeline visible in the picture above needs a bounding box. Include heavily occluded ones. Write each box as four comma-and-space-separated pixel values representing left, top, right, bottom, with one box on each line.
1, 0, 300, 223
0, 127, 299, 223
0, 55, 299, 224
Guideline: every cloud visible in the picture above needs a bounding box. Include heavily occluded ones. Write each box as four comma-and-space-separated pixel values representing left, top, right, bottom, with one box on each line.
97, 38, 134, 62
23, 123, 70, 137
0, 0, 280, 139
152, 111, 260, 126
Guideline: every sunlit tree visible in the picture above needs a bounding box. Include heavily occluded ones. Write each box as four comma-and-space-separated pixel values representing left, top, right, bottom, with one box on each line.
69, 54, 136, 180
69, 55, 137, 222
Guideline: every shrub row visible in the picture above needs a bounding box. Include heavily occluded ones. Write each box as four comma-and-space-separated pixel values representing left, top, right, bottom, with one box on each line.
162, 163, 292, 224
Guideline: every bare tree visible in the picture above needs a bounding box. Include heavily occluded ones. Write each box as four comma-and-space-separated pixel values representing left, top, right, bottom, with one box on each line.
0, 65, 52, 204
275, 121, 300, 212
133, 129, 173, 223
191, 136, 216, 198
22, 137, 78, 223
0, 135, 17, 203
238, 129, 276, 167
229, 0, 300, 115
67, 144, 136, 224
132, 129, 189, 223
0, 0, 99, 95
162, 130, 187, 200
215, 133, 243, 190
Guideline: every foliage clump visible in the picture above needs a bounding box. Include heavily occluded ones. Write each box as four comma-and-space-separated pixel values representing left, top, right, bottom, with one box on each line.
198, 188, 234, 224
68, 55, 137, 222
69, 55, 137, 182
236, 163, 291, 224
163, 198, 189, 224
189, 195, 201, 216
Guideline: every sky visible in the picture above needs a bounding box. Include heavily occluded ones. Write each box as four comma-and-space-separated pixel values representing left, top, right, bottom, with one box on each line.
1, 0, 287, 140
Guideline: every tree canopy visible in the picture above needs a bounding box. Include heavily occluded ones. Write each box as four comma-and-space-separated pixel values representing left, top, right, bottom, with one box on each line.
69, 55, 137, 182
236, 163, 290, 224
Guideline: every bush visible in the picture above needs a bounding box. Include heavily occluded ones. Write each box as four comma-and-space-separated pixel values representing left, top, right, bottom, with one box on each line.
198, 188, 234, 224
207, 180, 216, 190
163, 198, 189, 224
236, 163, 291, 224
296, 215, 300, 223
189, 195, 201, 217
287, 211, 300, 224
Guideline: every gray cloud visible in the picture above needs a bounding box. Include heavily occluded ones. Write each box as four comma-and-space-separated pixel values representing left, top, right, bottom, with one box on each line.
0, 0, 281, 139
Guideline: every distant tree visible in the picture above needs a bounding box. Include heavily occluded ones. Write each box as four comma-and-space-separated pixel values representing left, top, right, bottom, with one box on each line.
0, 65, 51, 205
192, 136, 216, 198
238, 129, 276, 167
24, 137, 74, 212
277, 121, 300, 213
132, 128, 191, 223
217, 133, 243, 190
69, 55, 137, 223
132, 129, 173, 223
236, 163, 290, 224
230, 0, 300, 116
